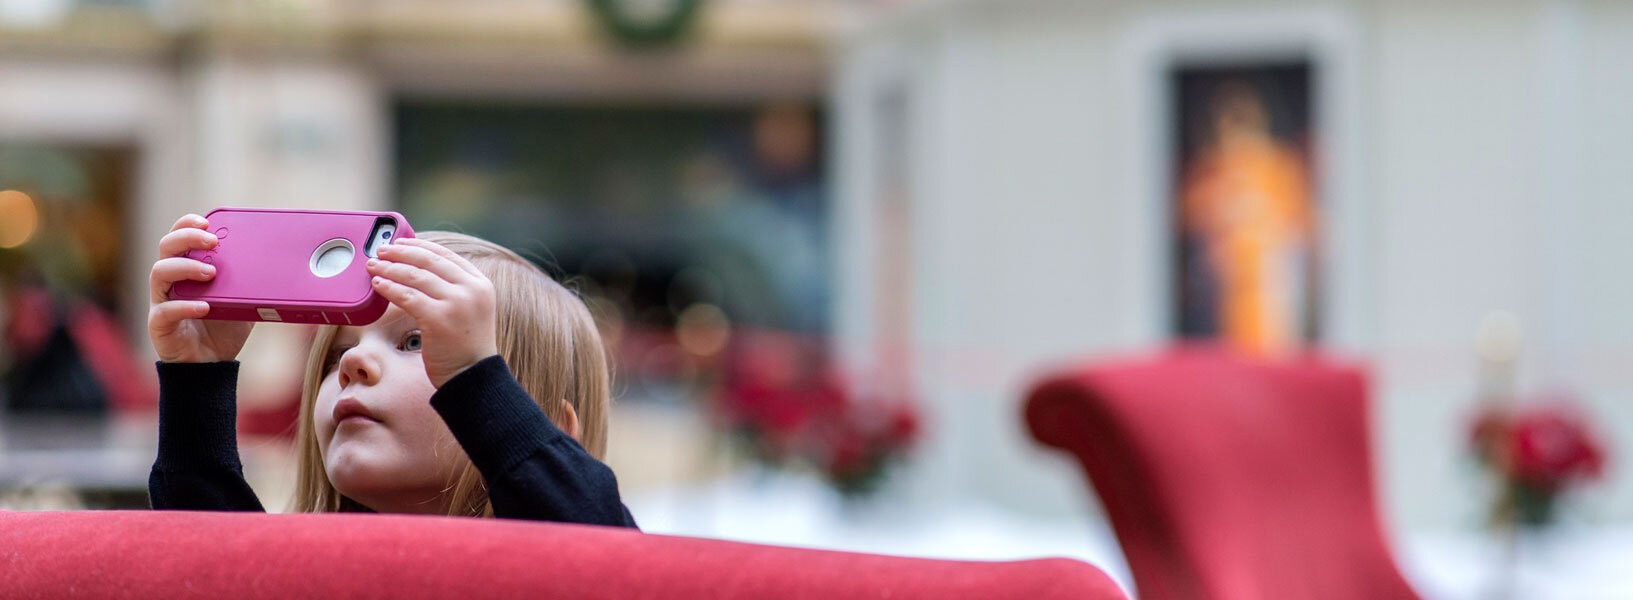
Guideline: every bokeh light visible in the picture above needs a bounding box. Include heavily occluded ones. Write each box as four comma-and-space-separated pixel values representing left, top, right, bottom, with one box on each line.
0, 189, 39, 248
675, 303, 731, 358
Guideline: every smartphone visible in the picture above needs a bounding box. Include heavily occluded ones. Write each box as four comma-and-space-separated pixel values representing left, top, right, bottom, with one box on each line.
170, 208, 415, 325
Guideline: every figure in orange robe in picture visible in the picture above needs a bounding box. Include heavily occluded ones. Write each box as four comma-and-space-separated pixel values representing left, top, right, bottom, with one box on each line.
1181, 81, 1314, 356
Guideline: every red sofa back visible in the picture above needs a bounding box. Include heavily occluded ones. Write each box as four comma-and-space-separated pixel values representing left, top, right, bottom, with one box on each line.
3, 509, 1127, 599
1025, 348, 1417, 600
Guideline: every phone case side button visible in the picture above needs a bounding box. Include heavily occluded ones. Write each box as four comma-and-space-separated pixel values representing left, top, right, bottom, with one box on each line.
257, 307, 282, 321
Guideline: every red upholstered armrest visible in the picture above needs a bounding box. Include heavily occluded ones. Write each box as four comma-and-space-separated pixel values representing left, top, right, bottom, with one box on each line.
2, 510, 1127, 599
1023, 348, 1418, 600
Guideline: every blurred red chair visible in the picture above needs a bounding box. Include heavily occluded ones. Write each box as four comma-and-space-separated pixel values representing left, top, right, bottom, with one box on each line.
1024, 347, 1418, 600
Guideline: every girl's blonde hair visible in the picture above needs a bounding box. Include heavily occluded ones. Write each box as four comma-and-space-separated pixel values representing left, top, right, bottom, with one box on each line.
290, 231, 612, 516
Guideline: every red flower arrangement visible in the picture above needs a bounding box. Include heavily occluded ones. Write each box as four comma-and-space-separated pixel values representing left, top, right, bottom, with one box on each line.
716, 330, 920, 497
1468, 397, 1608, 527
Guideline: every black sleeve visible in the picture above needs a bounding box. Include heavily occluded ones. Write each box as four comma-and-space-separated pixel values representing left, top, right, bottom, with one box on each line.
148, 361, 266, 512
431, 355, 638, 528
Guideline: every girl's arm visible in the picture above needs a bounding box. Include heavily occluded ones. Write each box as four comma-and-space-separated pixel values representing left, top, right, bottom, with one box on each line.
148, 361, 265, 512
430, 355, 637, 528
146, 214, 262, 512
367, 237, 635, 527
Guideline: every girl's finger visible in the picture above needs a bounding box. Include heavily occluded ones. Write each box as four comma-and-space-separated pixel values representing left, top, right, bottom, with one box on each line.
158, 227, 218, 259
395, 238, 484, 279
148, 301, 210, 336
367, 258, 455, 300
150, 257, 216, 304
371, 275, 431, 316
375, 242, 468, 285
169, 214, 208, 232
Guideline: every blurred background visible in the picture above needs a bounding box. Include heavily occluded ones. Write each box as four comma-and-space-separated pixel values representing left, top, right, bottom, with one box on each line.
1, 0, 1630, 598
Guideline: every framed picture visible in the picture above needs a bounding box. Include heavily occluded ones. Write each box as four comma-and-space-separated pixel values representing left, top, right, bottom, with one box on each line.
1170, 62, 1319, 353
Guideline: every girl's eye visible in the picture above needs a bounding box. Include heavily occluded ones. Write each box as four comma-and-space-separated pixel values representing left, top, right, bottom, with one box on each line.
399, 330, 423, 352
322, 347, 351, 374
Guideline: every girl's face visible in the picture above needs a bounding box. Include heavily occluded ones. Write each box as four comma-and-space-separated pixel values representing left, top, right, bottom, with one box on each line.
314, 304, 468, 514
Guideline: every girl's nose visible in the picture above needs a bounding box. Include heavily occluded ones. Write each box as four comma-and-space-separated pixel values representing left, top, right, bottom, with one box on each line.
336, 347, 381, 388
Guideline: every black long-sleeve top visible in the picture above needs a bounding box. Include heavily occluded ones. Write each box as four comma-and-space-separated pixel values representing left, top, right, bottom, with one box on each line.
148, 355, 637, 528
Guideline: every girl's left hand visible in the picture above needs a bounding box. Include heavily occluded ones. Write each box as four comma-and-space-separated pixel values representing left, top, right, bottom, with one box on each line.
366, 238, 499, 389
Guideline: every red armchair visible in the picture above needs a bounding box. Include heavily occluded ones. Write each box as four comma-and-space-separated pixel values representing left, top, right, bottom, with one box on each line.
1024, 348, 1418, 600
3, 510, 1128, 599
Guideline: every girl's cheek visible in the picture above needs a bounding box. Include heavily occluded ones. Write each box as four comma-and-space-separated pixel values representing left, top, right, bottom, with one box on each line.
313, 381, 341, 443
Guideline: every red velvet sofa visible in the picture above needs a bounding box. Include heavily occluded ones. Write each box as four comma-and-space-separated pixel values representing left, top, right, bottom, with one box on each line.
3, 509, 1128, 599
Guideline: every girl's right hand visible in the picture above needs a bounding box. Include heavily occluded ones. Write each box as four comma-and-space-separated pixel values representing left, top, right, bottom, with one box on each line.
148, 214, 253, 363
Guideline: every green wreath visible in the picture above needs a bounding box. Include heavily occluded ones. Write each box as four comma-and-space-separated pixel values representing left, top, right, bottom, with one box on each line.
586, 0, 706, 46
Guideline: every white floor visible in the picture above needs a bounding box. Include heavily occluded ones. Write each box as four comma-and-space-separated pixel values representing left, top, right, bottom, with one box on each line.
627, 472, 1633, 600
1400, 526, 1633, 600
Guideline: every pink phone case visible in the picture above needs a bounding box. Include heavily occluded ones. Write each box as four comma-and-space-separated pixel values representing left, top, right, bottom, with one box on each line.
170, 208, 415, 325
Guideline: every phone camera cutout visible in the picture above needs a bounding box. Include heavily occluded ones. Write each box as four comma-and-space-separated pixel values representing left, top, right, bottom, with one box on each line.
310, 238, 356, 278
364, 218, 398, 259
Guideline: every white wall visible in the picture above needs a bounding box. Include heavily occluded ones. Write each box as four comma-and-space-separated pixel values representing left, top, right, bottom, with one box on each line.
1370, 0, 1633, 529
835, 0, 1633, 530
191, 54, 387, 215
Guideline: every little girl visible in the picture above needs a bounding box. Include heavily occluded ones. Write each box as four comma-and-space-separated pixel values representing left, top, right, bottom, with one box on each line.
146, 214, 635, 526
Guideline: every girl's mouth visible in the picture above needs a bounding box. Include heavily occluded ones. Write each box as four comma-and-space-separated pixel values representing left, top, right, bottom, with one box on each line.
333, 396, 382, 427
338, 414, 377, 427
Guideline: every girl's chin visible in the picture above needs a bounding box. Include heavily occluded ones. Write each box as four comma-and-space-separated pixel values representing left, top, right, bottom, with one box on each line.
324, 444, 443, 507
325, 446, 405, 493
